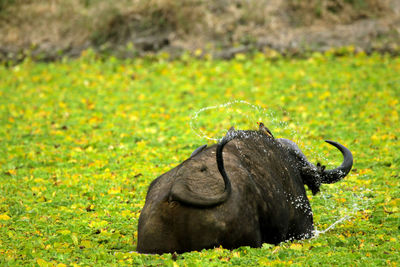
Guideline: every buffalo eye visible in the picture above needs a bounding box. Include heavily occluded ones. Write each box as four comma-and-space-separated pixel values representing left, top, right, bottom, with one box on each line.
200, 166, 207, 172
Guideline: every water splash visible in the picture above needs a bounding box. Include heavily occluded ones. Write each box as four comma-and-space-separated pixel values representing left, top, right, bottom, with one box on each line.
190, 100, 297, 141
313, 215, 351, 238
189, 100, 329, 162
312, 187, 373, 238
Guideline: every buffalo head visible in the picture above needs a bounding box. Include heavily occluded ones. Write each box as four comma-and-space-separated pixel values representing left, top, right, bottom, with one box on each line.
137, 125, 353, 254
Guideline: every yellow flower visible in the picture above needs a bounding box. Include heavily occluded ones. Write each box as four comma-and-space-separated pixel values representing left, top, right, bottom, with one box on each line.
0, 214, 10, 220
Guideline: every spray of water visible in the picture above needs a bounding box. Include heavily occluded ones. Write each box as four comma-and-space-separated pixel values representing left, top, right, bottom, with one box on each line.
312, 187, 373, 237
313, 215, 351, 238
190, 99, 328, 162
190, 100, 296, 140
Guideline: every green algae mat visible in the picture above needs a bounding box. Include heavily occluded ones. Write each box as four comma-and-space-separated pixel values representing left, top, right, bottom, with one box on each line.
0, 51, 399, 266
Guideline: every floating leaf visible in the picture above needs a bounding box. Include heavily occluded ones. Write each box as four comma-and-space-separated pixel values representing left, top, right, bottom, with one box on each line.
71, 233, 79, 246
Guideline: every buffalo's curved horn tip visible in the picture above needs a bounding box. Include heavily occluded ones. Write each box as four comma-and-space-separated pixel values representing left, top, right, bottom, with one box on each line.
190, 144, 207, 158
321, 140, 353, 184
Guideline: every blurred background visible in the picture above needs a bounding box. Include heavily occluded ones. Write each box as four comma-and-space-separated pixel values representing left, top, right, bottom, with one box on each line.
0, 0, 399, 61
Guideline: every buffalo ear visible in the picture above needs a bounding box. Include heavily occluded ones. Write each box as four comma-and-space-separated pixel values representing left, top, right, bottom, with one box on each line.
170, 176, 229, 207
169, 156, 230, 207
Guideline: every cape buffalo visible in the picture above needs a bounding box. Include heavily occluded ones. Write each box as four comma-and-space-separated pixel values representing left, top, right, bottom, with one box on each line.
137, 125, 353, 254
